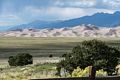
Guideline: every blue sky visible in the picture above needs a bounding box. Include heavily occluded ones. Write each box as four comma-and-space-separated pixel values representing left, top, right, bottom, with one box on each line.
0, 0, 120, 26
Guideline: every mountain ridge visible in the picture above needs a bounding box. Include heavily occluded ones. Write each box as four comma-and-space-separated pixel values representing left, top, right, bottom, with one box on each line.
1, 11, 120, 31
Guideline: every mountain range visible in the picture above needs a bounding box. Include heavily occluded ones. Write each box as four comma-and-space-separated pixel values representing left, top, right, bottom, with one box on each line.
5, 11, 120, 31
0, 11, 120, 31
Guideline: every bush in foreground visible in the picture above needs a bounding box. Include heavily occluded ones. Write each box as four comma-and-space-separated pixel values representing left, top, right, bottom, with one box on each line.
8, 53, 33, 66
57, 39, 120, 76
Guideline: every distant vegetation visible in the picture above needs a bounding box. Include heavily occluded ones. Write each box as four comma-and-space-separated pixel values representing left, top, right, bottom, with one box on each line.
49, 54, 53, 58
0, 37, 120, 58
8, 53, 33, 66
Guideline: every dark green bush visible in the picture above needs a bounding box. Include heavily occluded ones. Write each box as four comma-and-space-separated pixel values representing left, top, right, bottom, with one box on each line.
49, 54, 53, 58
8, 53, 33, 66
57, 39, 120, 76
61, 53, 67, 57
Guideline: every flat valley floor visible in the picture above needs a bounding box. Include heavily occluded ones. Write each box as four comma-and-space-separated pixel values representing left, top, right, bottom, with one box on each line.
0, 37, 120, 64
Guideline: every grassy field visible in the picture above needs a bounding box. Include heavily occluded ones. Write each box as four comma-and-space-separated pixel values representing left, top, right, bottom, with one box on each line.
0, 57, 61, 80
0, 63, 58, 80
0, 37, 120, 58
0, 37, 120, 80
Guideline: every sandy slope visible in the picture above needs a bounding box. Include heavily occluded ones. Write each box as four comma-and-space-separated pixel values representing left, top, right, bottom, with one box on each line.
1, 25, 120, 37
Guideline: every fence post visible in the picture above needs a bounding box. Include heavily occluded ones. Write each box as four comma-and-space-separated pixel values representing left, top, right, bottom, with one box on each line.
89, 66, 96, 80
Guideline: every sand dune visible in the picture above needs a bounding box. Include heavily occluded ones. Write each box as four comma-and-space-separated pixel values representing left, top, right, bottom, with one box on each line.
1, 25, 120, 37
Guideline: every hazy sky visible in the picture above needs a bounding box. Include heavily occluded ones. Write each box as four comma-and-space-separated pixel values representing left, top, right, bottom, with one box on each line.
0, 0, 119, 26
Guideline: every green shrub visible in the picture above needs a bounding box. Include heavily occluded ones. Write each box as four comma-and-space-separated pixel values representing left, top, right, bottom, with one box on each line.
57, 39, 120, 76
49, 54, 53, 58
8, 53, 33, 66
61, 53, 67, 57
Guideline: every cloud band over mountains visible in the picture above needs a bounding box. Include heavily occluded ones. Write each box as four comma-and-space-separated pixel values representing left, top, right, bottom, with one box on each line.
0, 0, 119, 26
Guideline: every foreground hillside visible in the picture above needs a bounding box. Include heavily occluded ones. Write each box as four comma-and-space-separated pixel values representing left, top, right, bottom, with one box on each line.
1, 25, 120, 37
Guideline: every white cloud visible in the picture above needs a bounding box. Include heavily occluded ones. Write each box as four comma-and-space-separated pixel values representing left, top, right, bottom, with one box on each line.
54, 0, 96, 8
0, 14, 20, 20
22, 6, 87, 20
0, 14, 23, 26
53, 0, 120, 10
24, 6, 43, 15
21, 6, 115, 21
102, 0, 120, 9
46, 7, 85, 19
